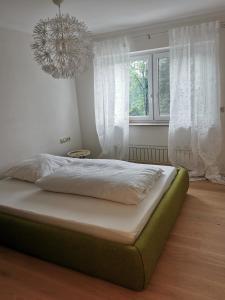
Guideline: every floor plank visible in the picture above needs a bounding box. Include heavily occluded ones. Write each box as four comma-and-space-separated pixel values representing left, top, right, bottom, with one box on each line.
0, 181, 225, 300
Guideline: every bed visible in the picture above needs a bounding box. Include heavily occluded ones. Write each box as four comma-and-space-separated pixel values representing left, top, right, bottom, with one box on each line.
0, 166, 189, 290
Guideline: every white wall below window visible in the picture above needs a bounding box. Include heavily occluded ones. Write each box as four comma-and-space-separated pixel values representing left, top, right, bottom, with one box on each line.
129, 125, 168, 146
0, 27, 82, 172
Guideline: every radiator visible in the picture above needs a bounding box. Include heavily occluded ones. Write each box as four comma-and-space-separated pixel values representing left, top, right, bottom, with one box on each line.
129, 145, 192, 165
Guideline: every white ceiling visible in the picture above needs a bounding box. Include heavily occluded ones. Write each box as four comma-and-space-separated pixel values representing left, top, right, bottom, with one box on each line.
1, 0, 225, 35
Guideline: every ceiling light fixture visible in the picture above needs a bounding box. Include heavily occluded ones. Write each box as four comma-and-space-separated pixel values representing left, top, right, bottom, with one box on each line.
31, 0, 92, 79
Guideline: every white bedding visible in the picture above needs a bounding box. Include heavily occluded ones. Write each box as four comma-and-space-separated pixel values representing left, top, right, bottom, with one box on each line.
4, 154, 74, 183
0, 165, 177, 244
36, 159, 163, 205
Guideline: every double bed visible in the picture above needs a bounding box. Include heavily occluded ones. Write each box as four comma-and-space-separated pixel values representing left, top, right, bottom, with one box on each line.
0, 163, 188, 290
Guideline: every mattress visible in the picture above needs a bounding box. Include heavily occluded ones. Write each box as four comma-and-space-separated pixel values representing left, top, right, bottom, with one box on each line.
0, 165, 177, 244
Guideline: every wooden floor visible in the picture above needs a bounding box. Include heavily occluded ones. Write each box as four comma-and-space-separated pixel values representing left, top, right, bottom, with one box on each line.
0, 181, 225, 300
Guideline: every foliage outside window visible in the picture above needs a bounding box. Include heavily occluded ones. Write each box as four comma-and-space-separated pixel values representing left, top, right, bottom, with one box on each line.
129, 49, 170, 123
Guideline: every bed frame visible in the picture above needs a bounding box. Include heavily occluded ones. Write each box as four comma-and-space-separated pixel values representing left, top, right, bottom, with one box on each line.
0, 168, 189, 291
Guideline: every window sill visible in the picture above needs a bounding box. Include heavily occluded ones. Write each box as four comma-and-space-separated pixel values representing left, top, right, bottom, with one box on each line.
129, 122, 169, 126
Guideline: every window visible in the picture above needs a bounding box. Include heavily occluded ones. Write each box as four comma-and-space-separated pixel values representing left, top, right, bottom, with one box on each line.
129, 49, 170, 124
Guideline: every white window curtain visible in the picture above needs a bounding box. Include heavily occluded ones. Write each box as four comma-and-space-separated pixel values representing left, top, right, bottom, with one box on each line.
168, 21, 224, 183
93, 37, 130, 160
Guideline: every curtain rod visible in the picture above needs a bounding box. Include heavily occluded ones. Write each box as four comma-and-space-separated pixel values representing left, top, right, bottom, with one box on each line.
131, 21, 225, 40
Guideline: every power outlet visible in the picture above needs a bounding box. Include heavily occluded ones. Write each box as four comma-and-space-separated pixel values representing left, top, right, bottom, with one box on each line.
60, 136, 71, 144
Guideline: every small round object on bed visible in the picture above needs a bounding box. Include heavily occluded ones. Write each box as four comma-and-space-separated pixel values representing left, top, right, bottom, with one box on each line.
67, 149, 91, 159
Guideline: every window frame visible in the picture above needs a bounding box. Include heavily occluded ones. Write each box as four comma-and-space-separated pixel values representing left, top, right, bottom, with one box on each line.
129, 47, 170, 125
153, 51, 170, 121
129, 53, 153, 122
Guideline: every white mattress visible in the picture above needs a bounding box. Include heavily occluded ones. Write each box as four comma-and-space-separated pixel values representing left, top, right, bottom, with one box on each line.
0, 165, 177, 244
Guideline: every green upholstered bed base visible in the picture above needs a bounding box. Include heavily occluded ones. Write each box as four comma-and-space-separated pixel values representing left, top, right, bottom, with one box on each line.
0, 168, 189, 291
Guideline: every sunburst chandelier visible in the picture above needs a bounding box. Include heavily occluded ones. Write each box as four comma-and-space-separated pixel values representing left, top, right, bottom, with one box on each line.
31, 0, 92, 79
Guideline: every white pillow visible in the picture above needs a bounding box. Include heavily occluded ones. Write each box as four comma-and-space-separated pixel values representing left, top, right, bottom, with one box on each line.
36, 159, 163, 205
4, 154, 75, 183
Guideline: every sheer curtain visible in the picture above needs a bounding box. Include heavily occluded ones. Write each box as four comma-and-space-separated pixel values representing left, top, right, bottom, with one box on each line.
168, 21, 224, 183
93, 37, 130, 160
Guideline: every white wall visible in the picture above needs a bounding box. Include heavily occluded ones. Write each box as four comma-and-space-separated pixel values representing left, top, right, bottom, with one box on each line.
76, 14, 225, 171
0, 27, 82, 172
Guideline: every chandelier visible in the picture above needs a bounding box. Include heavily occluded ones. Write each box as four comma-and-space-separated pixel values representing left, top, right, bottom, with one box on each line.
31, 0, 92, 79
